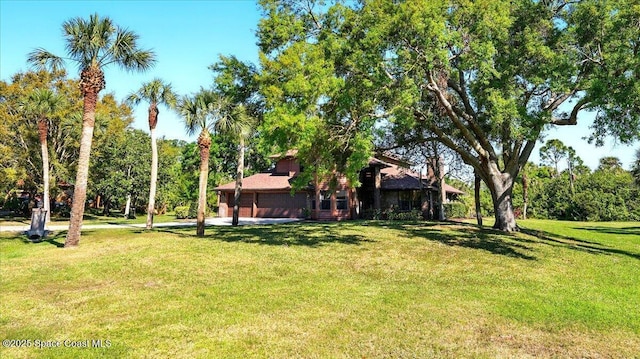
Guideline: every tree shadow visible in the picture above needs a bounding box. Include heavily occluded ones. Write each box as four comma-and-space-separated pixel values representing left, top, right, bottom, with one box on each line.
371, 221, 537, 260
126, 225, 198, 239
519, 227, 640, 261
205, 222, 371, 247
7, 230, 66, 247
574, 226, 640, 237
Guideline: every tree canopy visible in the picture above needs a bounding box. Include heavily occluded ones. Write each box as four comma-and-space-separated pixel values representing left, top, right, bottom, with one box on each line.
255, 0, 640, 230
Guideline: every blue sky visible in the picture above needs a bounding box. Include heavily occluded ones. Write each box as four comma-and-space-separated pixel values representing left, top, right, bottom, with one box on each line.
1, 0, 637, 170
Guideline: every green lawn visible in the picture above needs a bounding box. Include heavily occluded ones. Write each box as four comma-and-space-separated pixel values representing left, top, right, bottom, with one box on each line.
0, 210, 180, 227
1, 219, 638, 358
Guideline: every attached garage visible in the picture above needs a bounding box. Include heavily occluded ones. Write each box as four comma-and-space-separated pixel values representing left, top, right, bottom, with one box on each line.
215, 166, 309, 219
256, 192, 307, 218
220, 192, 307, 218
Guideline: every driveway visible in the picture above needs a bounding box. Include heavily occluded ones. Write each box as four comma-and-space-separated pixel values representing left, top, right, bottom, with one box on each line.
0, 217, 303, 233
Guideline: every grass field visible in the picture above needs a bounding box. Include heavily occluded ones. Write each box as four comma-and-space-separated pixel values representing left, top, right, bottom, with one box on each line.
0, 210, 179, 227
1, 219, 638, 358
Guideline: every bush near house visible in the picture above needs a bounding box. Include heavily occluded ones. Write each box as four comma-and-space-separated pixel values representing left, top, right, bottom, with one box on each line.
444, 202, 468, 219
174, 206, 189, 219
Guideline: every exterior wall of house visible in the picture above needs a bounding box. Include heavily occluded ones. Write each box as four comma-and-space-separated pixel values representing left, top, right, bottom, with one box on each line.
217, 155, 462, 220
310, 178, 352, 220
275, 158, 300, 175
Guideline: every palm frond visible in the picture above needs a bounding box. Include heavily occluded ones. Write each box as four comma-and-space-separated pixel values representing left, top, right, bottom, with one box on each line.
27, 48, 64, 72
179, 95, 200, 137
127, 78, 177, 108
107, 28, 156, 71
216, 104, 253, 139
125, 92, 141, 106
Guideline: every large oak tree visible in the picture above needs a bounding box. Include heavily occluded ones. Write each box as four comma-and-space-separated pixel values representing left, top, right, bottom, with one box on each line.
258, 0, 640, 231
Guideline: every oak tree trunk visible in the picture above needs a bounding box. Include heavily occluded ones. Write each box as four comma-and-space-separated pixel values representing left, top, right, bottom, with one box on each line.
434, 157, 446, 221
488, 172, 518, 232
232, 137, 245, 226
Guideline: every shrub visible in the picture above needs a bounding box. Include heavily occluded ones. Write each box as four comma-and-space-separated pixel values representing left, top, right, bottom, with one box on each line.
386, 208, 422, 221
362, 208, 382, 220
175, 206, 189, 219
444, 202, 468, 219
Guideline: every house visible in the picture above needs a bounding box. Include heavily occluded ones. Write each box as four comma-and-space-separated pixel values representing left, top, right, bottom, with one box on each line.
215, 151, 464, 220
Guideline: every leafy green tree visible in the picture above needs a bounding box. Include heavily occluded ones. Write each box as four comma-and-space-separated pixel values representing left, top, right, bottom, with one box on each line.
179, 90, 228, 236
0, 70, 72, 201
540, 139, 570, 176
211, 56, 262, 226
597, 156, 623, 172
570, 163, 638, 221
23, 88, 65, 222
632, 148, 640, 186
28, 13, 155, 247
257, 0, 376, 207
126, 79, 177, 229
332, 0, 640, 231
155, 138, 186, 212
90, 129, 150, 216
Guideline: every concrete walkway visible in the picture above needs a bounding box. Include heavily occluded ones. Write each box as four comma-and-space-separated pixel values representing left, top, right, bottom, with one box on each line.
0, 217, 303, 233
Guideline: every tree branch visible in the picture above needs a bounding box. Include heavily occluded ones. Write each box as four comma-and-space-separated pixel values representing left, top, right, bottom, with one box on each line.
550, 97, 588, 125
425, 71, 494, 160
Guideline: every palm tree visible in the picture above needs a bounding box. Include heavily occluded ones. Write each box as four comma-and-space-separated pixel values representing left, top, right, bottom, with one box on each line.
126, 79, 177, 229
24, 88, 65, 224
179, 90, 227, 236
28, 13, 155, 247
217, 104, 253, 226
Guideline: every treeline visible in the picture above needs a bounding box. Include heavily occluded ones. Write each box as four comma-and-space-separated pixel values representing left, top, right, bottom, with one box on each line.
453, 144, 640, 222
0, 70, 269, 217
516, 158, 639, 221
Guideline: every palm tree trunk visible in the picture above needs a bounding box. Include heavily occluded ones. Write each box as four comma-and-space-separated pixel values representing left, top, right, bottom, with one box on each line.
196, 131, 211, 237
38, 120, 51, 223
232, 137, 245, 226
124, 193, 132, 218
146, 127, 158, 229
65, 91, 98, 247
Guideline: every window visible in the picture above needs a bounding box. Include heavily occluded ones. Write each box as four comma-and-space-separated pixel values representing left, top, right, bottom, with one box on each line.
320, 191, 331, 210
336, 190, 348, 210
399, 191, 421, 211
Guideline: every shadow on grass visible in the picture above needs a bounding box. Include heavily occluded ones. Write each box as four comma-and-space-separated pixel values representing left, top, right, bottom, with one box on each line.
377, 221, 537, 260
190, 222, 370, 247
574, 226, 640, 237
8, 230, 66, 247
520, 227, 640, 261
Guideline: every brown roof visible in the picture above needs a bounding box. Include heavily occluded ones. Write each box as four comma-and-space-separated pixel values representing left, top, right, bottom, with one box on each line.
380, 166, 425, 190
216, 157, 465, 195
268, 149, 299, 159
215, 173, 295, 191
380, 165, 465, 194
368, 157, 393, 168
